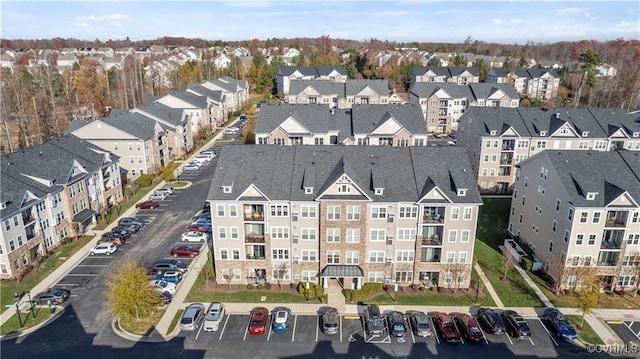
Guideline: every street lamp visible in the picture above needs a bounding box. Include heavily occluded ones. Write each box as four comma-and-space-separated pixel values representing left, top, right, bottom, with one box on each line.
26, 292, 36, 319
305, 281, 310, 302
13, 293, 23, 328
394, 283, 398, 303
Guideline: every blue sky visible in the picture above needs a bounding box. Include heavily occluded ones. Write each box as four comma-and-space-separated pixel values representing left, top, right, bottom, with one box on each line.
1, 1, 638, 44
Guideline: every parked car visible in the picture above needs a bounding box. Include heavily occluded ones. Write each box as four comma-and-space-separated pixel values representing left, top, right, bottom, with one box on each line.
136, 200, 160, 209
98, 234, 125, 247
32, 288, 71, 305
272, 307, 292, 333
501, 310, 532, 338
432, 312, 462, 343
170, 245, 201, 258
449, 134, 458, 140
321, 307, 339, 334
119, 217, 146, 227
154, 271, 183, 284
453, 313, 483, 342
149, 279, 177, 295
544, 307, 577, 340
118, 222, 140, 232
110, 228, 131, 240
203, 302, 226, 332
180, 303, 205, 331
193, 155, 211, 164
477, 308, 506, 334
364, 304, 385, 337
159, 291, 173, 305
406, 310, 432, 337
155, 187, 174, 195
200, 150, 216, 159
248, 307, 269, 335
183, 163, 200, 171
152, 259, 188, 274
191, 218, 212, 227
113, 226, 136, 236
89, 243, 117, 256
149, 192, 168, 201
181, 231, 209, 242
387, 311, 408, 338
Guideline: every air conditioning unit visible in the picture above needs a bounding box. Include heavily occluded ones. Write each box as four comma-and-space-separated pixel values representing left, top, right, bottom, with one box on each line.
386, 236, 394, 245
292, 213, 298, 222
292, 235, 299, 244
293, 256, 300, 264
387, 214, 395, 223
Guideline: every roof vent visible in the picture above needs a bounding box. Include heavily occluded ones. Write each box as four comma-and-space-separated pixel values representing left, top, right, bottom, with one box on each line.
555, 113, 560, 118
490, 130, 497, 136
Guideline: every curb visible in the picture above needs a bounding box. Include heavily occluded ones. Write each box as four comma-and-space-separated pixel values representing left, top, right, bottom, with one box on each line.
0, 306, 65, 341
111, 317, 180, 343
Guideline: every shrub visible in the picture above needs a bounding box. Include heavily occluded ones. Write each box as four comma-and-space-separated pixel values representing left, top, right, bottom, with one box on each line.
361, 282, 383, 297
264, 283, 272, 290
247, 284, 254, 290
257, 284, 265, 290
522, 256, 533, 271
160, 165, 175, 181
136, 174, 153, 188
314, 285, 324, 297
297, 282, 306, 295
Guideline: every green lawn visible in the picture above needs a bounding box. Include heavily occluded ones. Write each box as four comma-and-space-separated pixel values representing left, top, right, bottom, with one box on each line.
167, 309, 184, 335
0, 305, 57, 335
94, 182, 161, 229
476, 197, 512, 251
119, 309, 165, 336
565, 314, 605, 344
186, 276, 315, 303
0, 235, 94, 314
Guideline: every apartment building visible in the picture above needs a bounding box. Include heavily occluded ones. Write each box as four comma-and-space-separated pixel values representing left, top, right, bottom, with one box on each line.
457, 107, 640, 193
276, 66, 347, 96
286, 79, 396, 109
411, 67, 480, 85
410, 83, 520, 133
0, 135, 123, 279
254, 104, 428, 146
487, 68, 561, 100
208, 145, 482, 290
131, 101, 193, 160
508, 150, 640, 292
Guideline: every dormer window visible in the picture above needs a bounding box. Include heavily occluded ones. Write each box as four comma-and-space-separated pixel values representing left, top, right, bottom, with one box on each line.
222, 186, 231, 194
586, 192, 597, 200
304, 187, 313, 194
634, 132, 640, 138
582, 131, 589, 137
457, 189, 467, 196
374, 188, 384, 195
540, 131, 547, 136
0, 201, 7, 210
490, 130, 497, 136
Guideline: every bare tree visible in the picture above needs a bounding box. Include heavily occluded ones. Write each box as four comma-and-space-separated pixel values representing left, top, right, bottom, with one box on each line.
273, 262, 289, 289
501, 251, 516, 281
576, 270, 601, 328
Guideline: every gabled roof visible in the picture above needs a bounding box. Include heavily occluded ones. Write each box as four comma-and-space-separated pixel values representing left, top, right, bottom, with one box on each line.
468, 83, 519, 100
351, 104, 426, 135
517, 108, 607, 138
277, 66, 318, 77
588, 108, 640, 137
288, 80, 344, 97
254, 104, 350, 135
135, 102, 186, 127
448, 67, 479, 77
464, 107, 529, 137
208, 145, 482, 205
186, 84, 225, 102
315, 66, 347, 76
102, 110, 164, 140
411, 66, 450, 77
165, 91, 208, 109
345, 80, 389, 97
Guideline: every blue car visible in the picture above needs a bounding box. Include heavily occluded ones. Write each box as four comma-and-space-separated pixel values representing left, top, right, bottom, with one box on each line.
272, 307, 291, 333
543, 307, 577, 340
154, 271, 183, 284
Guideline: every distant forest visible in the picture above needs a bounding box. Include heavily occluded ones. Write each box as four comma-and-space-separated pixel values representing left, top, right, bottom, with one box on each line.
1, 36, 639, 153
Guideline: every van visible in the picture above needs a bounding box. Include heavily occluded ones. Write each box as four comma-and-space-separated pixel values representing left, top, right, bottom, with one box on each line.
364, 304, 385, 336
180, 303, 205, 331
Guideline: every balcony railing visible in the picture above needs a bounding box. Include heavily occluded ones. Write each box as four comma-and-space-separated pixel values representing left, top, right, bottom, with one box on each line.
246, 256, 266, 260
500, 159, 513, 165
421, 238, 443, 246
22, 213, 36, 225
420, 256, 440, 262
597, 261, 618, 266
600, 239, 623, 249
245, 234, 265, 243
243, 213, 264, 221
501, 141, 515, 151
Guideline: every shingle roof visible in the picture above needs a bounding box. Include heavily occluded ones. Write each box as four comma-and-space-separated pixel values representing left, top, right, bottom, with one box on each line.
351, 104, 426, 135
588, 108, 640, 137
464, 107, 529, 137
208, 145, 482, 205
277, 66, 346, 77
186, 84, 224, 102
468, 83, 519, 100
345, 80, 389, 97
254, 104, 350, 135
410, 83, 473, 98
166, 91, 208, 109
102, 110, 163, 140
288, 80, 344, 97
517, 108, 608, 138
135, 102, 186, 126
411, 66, 450, 77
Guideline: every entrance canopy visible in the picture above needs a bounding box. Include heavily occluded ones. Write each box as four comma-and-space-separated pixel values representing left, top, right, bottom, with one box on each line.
320, 265, 364, 278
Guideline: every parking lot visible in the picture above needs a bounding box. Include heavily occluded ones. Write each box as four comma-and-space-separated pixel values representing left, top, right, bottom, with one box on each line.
606, 319, 640, 347
177, 310, 586, 358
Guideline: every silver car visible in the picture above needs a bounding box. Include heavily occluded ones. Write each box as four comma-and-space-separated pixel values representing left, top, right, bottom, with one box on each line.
407, 310, 433, 337
180, 303, 205, 331
203, 302, 225, 332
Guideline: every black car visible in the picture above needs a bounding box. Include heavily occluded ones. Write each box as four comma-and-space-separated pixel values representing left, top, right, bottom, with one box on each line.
476, 308, 506, 334
110, 228, 131, 239
32, 288, 71, 305
387, 311, 408, 338
119, 217, 146, 227
118, 223, 140, 233
501, 310, 532, 338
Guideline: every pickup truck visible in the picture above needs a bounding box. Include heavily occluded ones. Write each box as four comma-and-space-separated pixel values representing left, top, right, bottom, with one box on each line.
432, 312, 462, 343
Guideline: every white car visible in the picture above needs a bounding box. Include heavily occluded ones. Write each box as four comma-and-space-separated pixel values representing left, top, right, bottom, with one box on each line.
200, 150, 216, 159
183, 163, 199, 171
181, 231, 209, 242
155, 187, 174, 195
149, 279, 177, 295
89, 243, 117, 256
149, 191, 168, 200
203, 302, 225, 332
193, 156, 210, 164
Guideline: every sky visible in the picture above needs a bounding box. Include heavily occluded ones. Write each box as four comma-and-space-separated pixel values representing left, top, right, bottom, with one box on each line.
1, 0, 638, 44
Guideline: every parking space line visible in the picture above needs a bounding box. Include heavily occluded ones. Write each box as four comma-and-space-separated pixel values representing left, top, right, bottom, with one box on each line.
537, 318, 559, 347
453, 320, 465, 345
474, 316, 489, 345
409, 319, 416, 344
505, 332, 513, 345
219, 314, 230, 341
267, 315, 273, 341
291, 315, 297, 342
316, 316, 319, 342
243, 316, 251, 341
528, 337, 535, 346
194, 319, 204, 341
66, 274, 99, 277
430, 316, 440, 345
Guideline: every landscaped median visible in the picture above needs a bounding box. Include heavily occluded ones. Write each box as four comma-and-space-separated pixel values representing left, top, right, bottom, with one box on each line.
565, 315, 605, 345
0, 305, 63, 337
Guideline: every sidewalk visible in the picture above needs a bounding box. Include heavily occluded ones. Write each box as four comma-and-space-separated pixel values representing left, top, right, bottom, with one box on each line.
474, 263, 505, 308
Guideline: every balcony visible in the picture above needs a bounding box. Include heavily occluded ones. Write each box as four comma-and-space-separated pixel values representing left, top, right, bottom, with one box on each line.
501, 140, 516, 151
498, 167, 512, 176
243, 204, 264, 221
597, 251, 619, 266
421, 226, 443, 246
420, 247, 441, 262
605, 210, 628, 227
22, 211, 36, 225
601, 230, 625, 249
423, 207, 445, 223
25, 225, 37, 240
245, 233, 265, 243
246, 245, 266, 260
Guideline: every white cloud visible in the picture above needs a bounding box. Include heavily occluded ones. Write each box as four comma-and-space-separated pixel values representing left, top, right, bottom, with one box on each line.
492, 18, 503, 25
560, 7, 587, 14
511, 18, 524, 24
73, 14, 127, 28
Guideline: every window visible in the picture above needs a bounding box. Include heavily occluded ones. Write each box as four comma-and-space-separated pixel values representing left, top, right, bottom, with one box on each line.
564, 230, 570, 243
301, 228, 317, 241
444, 272, 453, 285
270, 205, 289, 217
346, 228, 360, 243
129, 156, 134, 164
548, 241, 553, 252
584, 256, 592, 266
618, 276, 636, 287
568, 208, 574, 221
346, 206, 361, 220
301, 250, 317, 261
627, 234, 640, 245
552, 220, 557, 233
555, 199, 561, 212
368, 251, 385, 262
588, 234, 596, 245
399, 206, 418, 218
397, 228, 416, 241
580, 212, 588, 223
9, 240, 15, 251
221, 268, 230, 279
370, 207, 387, 219
346, 251, 359, 264
567, 275, 577, 287
445, 252, 455, 263
327, 251, 340, 264
233, 269, 241, 280
368, 272, 383, 282
301, 270, 317, 282
220, 249, 228, 259
272, 249, 290, 260
369, 229, 386, 241
218, 227, 227, 240
271, 227, 289, 240
395, 271, 413, 283
632, 212, 640, 223
396, 250, 414, 262
301, 206, 317, 218
463, 207, 472, 220
230, 227, 239, 239
458, 252, 468, 263
536, 140, 547, 149
448, 230, 457, 243
327, 206, 341, 220
592, 212, 601, 224
217, 205, 225, 217
337, 184, 351, 193
571, 256, 580, 266
450, 207, 459, 220
521, 195, 526, 206
326, 228, 340, 243
229, 205, 237, 217
314, 138, 324, 145
461, 230, 470, 243
576, 234, 584, 245
232, 249, 240, 260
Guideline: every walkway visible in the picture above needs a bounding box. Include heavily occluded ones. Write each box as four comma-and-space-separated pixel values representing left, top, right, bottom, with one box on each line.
474, 263, 505, 308
326, 279, 346, 313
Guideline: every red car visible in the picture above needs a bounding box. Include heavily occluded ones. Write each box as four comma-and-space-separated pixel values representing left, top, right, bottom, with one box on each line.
136, 200, 160, 209
188, 224, 211, 233
432, 312, 462, 343
248, 307, 269, 335
170, 245, 201, 258
454, 313, 484, 342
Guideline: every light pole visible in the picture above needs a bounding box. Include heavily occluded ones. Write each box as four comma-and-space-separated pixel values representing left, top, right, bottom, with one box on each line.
14, 293, 23, 328
394, 283, 398, 303
475, 278, 483, 304
26, 292, 35, 319
305, 281, 310, 302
